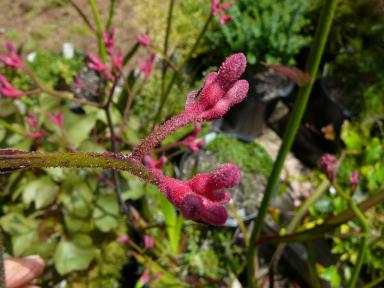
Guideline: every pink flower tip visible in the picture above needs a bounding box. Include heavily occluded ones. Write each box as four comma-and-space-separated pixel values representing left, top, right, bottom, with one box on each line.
0, 41, 23, 69
211, 163, 241, 188
218, 53, 247, 88
349, 170, 360, 193
137, 33, 151, 47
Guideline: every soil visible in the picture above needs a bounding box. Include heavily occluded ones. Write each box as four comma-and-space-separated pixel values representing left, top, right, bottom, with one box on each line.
0, 0, 138, 57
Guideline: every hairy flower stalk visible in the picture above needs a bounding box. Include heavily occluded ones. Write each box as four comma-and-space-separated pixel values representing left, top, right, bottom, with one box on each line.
0, 53, 249, 225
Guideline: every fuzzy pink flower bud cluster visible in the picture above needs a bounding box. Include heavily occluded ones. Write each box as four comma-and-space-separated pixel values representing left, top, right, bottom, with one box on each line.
320, 153, 337, 181
178, 123, 204, 153
211, 0, 233, 25
137, 33, 151, 47
156, 163, 240, 225
0, 75, 23, 98
185, 53, 249, 121
0, 41, 23, 69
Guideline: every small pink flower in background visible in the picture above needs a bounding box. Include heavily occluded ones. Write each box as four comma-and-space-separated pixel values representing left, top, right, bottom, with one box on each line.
349, 170, 360, 193
220, 15, 232, 25
179, 123, 205, 153
73, 75, 84, 89
144, 155, 167, 170
320, 153, 337, 181
211, 0, 233, 25
117, 235, 131, 244
0, 41, 23, 69
25, 113, 45, 140
137, 33, 151, 47
144, 235, 154, 249
112, 48, 123, 72
48, 112, 64, 129
27, 113, 38, 129
139, 53, 155, 79
102, 28, 115, 55
138, 269, 162, 286
0, 75, 23, 98
87, 52, 107, 72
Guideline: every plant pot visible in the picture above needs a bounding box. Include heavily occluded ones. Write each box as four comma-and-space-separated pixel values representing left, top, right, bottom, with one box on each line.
220, 70, 294, 140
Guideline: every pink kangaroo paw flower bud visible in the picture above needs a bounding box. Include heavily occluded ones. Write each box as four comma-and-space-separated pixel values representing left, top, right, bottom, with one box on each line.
48, 112, 64, 128
201, 200, 228, 225
217, 53, 247, 90
211, 0, 220, 15
210, 163, 241, 189
181, 193, 204, 220
87, 52, 107, 72
137, 33, 151, 47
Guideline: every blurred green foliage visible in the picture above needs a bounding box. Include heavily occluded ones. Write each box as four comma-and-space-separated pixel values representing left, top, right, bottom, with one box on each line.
205, 0, 312, 66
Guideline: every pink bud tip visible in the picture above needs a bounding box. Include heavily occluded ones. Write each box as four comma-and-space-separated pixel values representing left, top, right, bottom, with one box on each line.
217, 53, 247, 89
211, 163, 241, 188
202, 203, 228, 225
181, 193, 204, 220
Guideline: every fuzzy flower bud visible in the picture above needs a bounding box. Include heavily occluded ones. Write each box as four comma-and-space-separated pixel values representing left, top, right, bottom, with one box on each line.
156, 163, 240, 225
144, 155, 167, 170
139, 53, 155, 78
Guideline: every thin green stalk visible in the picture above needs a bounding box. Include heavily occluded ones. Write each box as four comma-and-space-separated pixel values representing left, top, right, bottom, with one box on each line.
153, 13, 213, 126
246, 0, 338, 286
159, 0, 176, 119
88, 0, 107, 62
0, 228, 4, 288
363, 274, 384, 288
0, 151, 157, 185
306, 241, 321, 288
347, 200, 369, 288
69, 0, 97, 34
106, 0, 116, 31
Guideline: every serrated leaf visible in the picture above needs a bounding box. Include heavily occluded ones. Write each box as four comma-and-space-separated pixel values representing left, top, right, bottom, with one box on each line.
54, 238, 96, 275
93, 195, 119, 232
22, 176, 57, 209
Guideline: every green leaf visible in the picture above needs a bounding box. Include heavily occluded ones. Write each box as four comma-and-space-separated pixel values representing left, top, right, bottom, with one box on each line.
22, 176, 57, 209
120, 174, 145, 200
66, 112, 98, 148
340, 121, 363, 150
319, 265, 341, 287
365, 137, 382, 164
93, 195, 119, 232
54, 237, 96, 275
